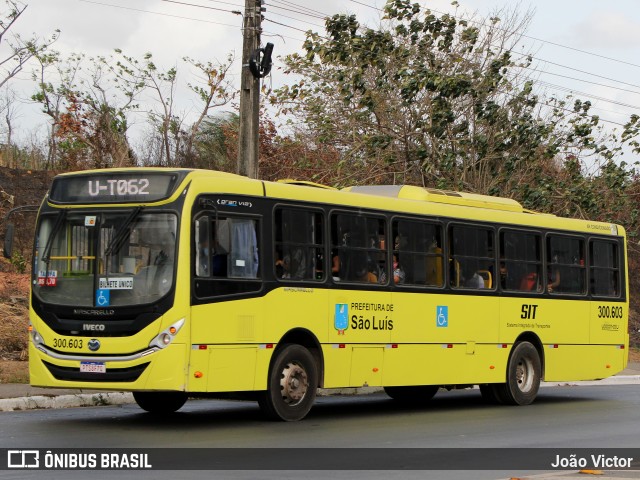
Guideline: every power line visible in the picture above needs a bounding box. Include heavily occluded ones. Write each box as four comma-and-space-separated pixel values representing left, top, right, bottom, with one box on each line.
522, 53, 640, 91
269, 0, 331, 20
535, 80, 640, 111
263, 16, 314, 35
531, 69, 640, 97
263, 7, 325, 30
266, 1, 326, 21
160, 0, 242, 15
79, 0, 242, 27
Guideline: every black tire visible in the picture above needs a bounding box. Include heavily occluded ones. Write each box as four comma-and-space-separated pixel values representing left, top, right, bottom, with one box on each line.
384, 385, 438, 403
495, 341, 541, 405
258, 344, 318, 421
133, 391, 188, 414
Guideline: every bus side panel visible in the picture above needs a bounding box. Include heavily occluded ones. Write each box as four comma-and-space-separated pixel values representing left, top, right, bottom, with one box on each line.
321, 344, 352, 387
390, 293, 500, 347
350, 346, 384, 387
543, 344, 626, 381
381, 343, 508, 386
499, 298, 590, 345
191, 298, 263, 345
589, 302, 629, 350
325, 289, 391, 388
187, 346, 260, 392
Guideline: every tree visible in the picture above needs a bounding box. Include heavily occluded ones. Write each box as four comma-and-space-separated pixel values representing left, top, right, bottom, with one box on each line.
0, 0, 58, 90
113, 51, 235, 167
270, 0, 634, 198
32, 52, 142, 170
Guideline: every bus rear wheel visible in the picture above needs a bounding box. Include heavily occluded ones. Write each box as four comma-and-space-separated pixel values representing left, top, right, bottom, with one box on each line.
258, 344, 318, 421
133, 391, 188, 414
384, 385, 439, 403
495, 341, 541, 405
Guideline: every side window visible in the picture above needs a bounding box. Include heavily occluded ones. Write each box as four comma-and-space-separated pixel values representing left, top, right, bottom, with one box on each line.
393, 219, 443, 287
274, 208, 324, 282
500, 230, 542, 292
449, 225, 495, 289
547, 235, 585, 295
590, 239, 620, 297
227, 218, 259, 278
193, 214, 261, 298
195, 216, 210, 277
331, 213, 386, 284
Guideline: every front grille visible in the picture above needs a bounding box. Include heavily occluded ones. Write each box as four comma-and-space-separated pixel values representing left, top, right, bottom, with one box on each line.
42, 361, 149, 383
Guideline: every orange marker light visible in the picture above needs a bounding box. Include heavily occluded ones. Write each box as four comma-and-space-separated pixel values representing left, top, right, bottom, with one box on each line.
194, 371, 203, 378
169, 327, 177, 334
372, 368, 379, 373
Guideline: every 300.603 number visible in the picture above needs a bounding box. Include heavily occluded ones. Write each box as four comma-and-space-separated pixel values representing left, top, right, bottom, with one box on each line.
52, 338, 83, 349
597, 306, 623, 319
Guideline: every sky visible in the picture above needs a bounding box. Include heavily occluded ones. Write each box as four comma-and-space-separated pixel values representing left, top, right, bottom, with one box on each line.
6, 0, 640, 153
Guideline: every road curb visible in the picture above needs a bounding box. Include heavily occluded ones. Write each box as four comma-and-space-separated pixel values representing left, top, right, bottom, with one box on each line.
0, 388, 381, 412
0, 392, 134, 412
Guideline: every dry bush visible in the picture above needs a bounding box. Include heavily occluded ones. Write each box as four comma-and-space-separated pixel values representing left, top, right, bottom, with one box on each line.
0, 271, 29, 360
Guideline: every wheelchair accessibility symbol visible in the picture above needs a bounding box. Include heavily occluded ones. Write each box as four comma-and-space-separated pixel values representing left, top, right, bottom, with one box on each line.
96, 289, 110, 307
436, 306, 448, 328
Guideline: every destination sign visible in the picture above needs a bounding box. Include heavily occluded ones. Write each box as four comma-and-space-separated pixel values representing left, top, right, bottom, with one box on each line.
49, 171, 188, 204
98, 277, 134, 290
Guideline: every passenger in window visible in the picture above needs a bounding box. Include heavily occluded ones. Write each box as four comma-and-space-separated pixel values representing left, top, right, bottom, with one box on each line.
331, 250, 341, 278
276, 248, 307, 280
275, 251, 285, 278
520, 271, 539, 291
380, 255, 405, 284
392, 255, 405, 284
463, 266, 485, 289
354, 255, 378, 283
547, 260, 561, 293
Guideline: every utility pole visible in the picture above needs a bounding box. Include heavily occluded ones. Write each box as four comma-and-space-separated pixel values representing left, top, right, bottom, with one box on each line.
237, 0, 262, 179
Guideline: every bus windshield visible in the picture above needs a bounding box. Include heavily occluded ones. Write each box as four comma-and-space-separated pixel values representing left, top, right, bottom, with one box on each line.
33, 210, 178, 307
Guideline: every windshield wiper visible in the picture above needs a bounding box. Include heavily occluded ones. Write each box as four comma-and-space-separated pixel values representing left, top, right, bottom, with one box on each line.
104, 206, 143, 258
42, 210, 67, 264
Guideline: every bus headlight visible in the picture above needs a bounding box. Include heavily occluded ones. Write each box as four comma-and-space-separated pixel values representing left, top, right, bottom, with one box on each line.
29, 324, 44, 346
149, 318, 185, 349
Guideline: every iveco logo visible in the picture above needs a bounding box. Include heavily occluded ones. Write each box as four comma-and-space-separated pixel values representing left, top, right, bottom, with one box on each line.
88, 339, 101, 352
82, 323, 106, 331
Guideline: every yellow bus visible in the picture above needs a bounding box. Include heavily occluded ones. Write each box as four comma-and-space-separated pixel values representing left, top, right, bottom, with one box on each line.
6, 168, 628, 421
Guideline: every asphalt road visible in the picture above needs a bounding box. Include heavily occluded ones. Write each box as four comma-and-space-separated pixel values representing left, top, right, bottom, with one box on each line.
2, 383, 640, 479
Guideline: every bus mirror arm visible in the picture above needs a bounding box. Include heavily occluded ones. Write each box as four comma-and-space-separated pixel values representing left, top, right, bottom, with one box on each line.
2, 204, 40, 259
3, 222, 14, 259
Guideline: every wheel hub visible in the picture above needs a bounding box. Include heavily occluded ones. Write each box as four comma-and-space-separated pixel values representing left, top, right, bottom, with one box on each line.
516, 358, 534, 392
280, 361, 308, 405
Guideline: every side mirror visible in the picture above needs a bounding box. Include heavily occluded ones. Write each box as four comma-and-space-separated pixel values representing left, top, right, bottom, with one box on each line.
3, 222, 14, 259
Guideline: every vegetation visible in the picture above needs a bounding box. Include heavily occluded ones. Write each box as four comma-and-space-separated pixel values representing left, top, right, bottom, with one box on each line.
1, 0, 640, 369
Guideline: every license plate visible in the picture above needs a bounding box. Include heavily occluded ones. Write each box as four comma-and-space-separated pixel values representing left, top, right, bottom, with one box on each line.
80, 361, 106, 373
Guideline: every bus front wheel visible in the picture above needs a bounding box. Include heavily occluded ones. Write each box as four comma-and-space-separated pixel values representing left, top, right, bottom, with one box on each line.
496, 341, 541, 405
258, 344, 318, 421
133, 391, 188, 414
